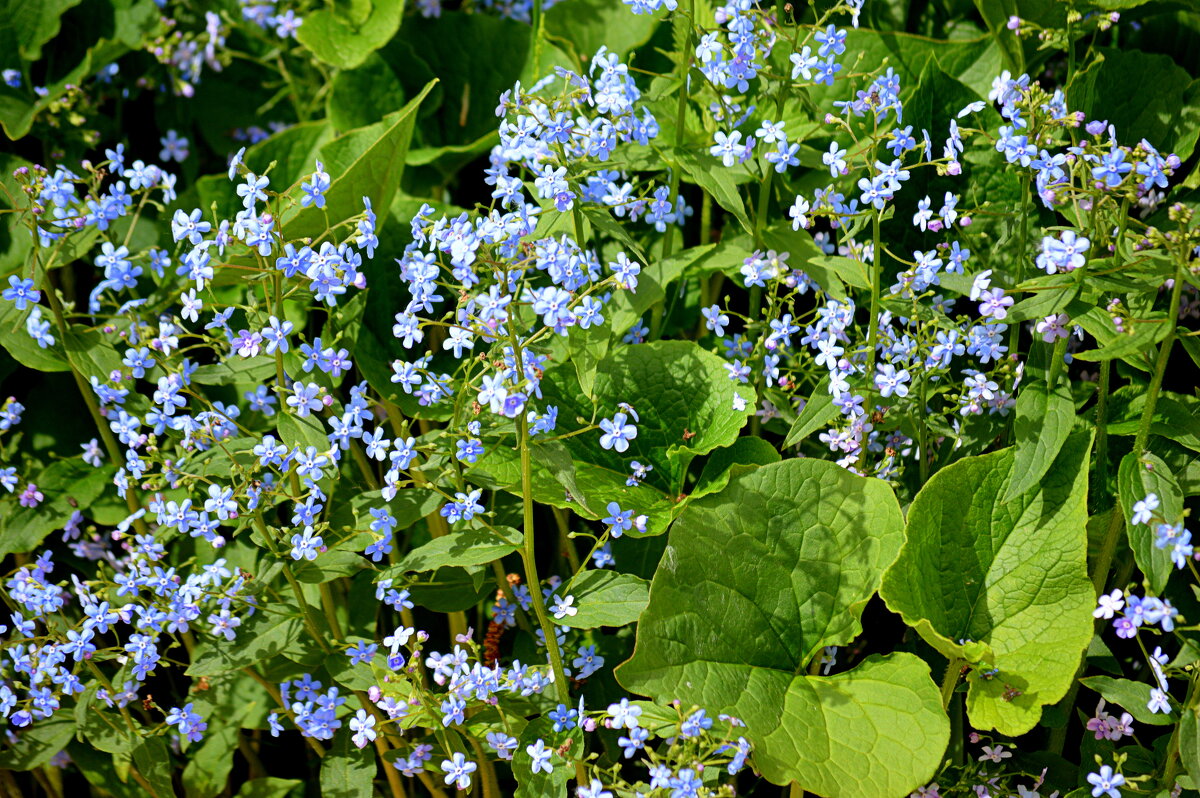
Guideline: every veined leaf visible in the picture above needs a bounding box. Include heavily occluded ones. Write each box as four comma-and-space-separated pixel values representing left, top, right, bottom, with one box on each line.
880, 431, 1095, 735
1005, 379, 1075, 501
618, 459, 945, 795
1117, 451, 1183, 594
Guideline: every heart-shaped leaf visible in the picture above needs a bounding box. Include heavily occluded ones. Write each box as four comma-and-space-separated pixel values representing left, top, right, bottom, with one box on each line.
618, 459, 947, 796
880, 430, 1095, 735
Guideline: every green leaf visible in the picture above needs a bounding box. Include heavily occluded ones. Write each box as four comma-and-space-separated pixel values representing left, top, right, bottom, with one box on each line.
676, 148, 753, 236
293, 549, 367, 584
276, 410, 331, 454
605, 244, 700, 337
183, 722, 240, 798
880, 431, 1095, 735
328, 487, 442, 543
783, 390, 839, 448
693, 436, 780, 499
187, 605, 306, 676
557, 570, 649, 629
1117, 451, 1182, 594
295, 0, 404, 70
1105, 390, 1200, 453
1072, 308, 1171, 368
234, 779, 304, 798
544, 0, 662, 63
0, 712, 75, 770
1068, 47, 1200, 162
244, 121, 336, 195
972, 0, 1023, 72
191, 358, 277, 387
133, 736, 176, 798
282, 80, 436, 242
320, 729, 376, 798
473, 341, 753, 533
406, 565, 493, 612
393, 13, 533, 145
0, 459, 116, 559
1181, 706, 1200, 786
619, 460, 945, 794
327, 53, 407, 132
0, 0, 82, 61
75, 684, 132, 756
0, 297, 69, 373
513, 717, 576, 798
381, 526, 522, 577
1005, 379, 1076, 501
69, 741, 143, 798
1080, 676, 1175, 725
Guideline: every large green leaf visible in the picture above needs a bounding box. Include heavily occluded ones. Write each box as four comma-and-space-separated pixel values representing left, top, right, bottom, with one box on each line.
0, 0, 81, 61
1080, 676, 1175, 726
472, 341, 754, 533
244, 121, 336, 196
1117, 451, 1182, 594
1005, 379, 1076, 501
320, 728, 376, 798
182, 722, 239, 798
880, 431, 1095, 735
393, 13, 531, 146
295, 0, 404, 70
380, 526, 522, 577
0, 0, 158, 140
282, 80, 436, 242
1068, 47, 1200, 163
326, 53, 407, 133
0, 713, 75, 770
618, 459, 946, 795
544, 0, 662, 63
556, 570, 648, 629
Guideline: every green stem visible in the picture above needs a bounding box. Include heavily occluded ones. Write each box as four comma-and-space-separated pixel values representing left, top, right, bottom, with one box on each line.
318, 581, 345, 642
917, 376, 930, 484
40, 269, 148, 534
1162, 669, 1200, 789
506, 326, 586, 786
940, 658, 963, 710
660, 0, 694, 266
651, 0, 695, 341
1131, 268, 1185, 456
253, 513, 333, 653
349, 439, 380, 490
1088, 260, 1185, 606
1091, 359, 1112, 513
1008, 175, 1031, 358
866, 210, 883, 375
1046, 335, 1070, 389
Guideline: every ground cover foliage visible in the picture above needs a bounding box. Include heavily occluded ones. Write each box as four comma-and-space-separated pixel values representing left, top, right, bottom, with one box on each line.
1, 0, 1200, 796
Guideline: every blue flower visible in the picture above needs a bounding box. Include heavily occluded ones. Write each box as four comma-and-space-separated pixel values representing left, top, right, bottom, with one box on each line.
3, 276, 40, 310
526, 739, 553, 774
599, 411, 637, 452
